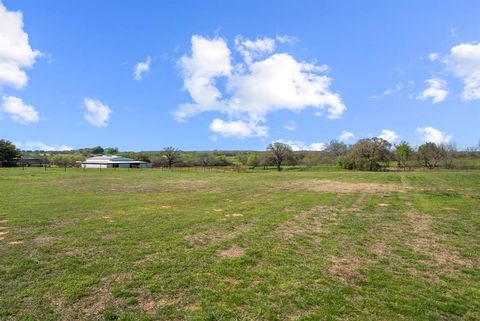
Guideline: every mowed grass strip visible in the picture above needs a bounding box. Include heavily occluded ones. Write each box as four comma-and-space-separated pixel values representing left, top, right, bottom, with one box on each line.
0, 168, 479, 320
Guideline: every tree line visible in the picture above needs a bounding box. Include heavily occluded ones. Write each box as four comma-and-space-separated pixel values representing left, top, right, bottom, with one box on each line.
1, 138, 479, 171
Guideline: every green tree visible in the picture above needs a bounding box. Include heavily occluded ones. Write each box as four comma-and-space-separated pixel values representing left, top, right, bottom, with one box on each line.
246, 153, 260, 169
90, 146, 104, 155
104, 147, 119, 155
266, 142, 294, 171
345, 138, 392, 171
394, 141, 412, 169
418, 142, 442, 168
0, 140, 20, 167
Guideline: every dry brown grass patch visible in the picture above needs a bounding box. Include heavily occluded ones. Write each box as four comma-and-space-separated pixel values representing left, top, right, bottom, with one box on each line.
218, 245, 245, 258
404, 211, 472, 269
185, 221, 254, 245
275, 205, 336, 241
274, 179, 410, 194
328, 257, 364, 282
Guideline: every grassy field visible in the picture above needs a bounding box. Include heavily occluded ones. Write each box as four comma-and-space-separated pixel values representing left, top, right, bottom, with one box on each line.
1, 168, 479, 321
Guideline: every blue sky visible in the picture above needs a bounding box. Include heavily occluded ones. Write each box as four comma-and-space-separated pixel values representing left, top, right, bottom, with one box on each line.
1, 0, 479, 151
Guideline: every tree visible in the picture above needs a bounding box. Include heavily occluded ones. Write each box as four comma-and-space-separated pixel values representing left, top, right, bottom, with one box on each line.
104, 147, 119, 155
162, 147, 181, 168
0, 140, 20, 167
266, 142, 294, 171
326, 140, 348, 157
394, 141, 412, 169
237, 153, 248, 166
195, 153, 216, 167
345, 138, 392, 171
417, 142, 442, 168
439, 143, 457, 169
246, 153, 260, 169
90, 146, 104, 155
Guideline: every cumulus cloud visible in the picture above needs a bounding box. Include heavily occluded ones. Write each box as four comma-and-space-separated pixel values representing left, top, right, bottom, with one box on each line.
417, 78, 448, 103
176, 35, 346, 138
133, 56, 151, 81
339, 131, 354, 142
0, 3, 40, 89
417, 127, 452, 145
209, 118, 268, 138
377, 129, 399, 143
235, 36, 275, 65
445, 42, 480, 100
1, 95, 39, 123
276, 139, 326, 151
15, 141, 73, 151
83, 98, 112, 127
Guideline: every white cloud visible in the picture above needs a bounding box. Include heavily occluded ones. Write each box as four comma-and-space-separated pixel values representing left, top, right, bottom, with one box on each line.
15, 141, 73, 151
417, 127, 452, 145
133, 56, 151, 81
209, 118, 268, 138
83, 98, 112, 127
445, 42, 480, 100
428, 52, 440, 61
417, 78, 448, 103
284, 120, 296, 131
339, 130, 354, 142
1, 95, 39, 123
0, 3, 40, 89
235, 36, 275, 65
377, 129, 399, 143
176, 35, 346, 138
276, 139, 326, 151
275, 35, 298, 44
370, 83, 403, 99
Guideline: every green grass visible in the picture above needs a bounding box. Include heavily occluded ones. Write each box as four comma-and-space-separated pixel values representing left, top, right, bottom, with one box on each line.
1, 168, 479, 320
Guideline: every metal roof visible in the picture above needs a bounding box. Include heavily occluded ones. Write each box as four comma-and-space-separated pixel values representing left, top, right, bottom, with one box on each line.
82, 155, 147, 164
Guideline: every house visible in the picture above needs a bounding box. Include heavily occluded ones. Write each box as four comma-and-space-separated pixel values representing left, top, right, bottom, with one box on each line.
80, 155, 151, 168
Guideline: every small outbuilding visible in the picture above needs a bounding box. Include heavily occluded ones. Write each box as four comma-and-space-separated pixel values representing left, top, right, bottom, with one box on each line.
15, 157, 45, 167
81, 155, 151, 168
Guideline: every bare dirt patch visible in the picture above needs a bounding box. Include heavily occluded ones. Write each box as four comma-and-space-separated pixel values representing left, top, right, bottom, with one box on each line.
223, 276, 241, 285
138, 292, 184, 313
275, 179, 410, 194
0, 231, 9, 236
8, 240, 24, 245
218, 245, 246, 258
0, 220, 8, 224
226, 213, 243, 217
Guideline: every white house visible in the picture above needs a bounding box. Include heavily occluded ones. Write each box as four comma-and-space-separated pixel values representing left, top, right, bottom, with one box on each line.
81, 155, 151, 168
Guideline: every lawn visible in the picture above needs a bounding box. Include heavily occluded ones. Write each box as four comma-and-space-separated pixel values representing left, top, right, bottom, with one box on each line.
1, 168, 479, 320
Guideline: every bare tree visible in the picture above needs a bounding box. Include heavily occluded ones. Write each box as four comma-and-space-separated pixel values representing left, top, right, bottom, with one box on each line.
266, 142, 294, 171
162, 147, 181, 168
439, 143, 457, 169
